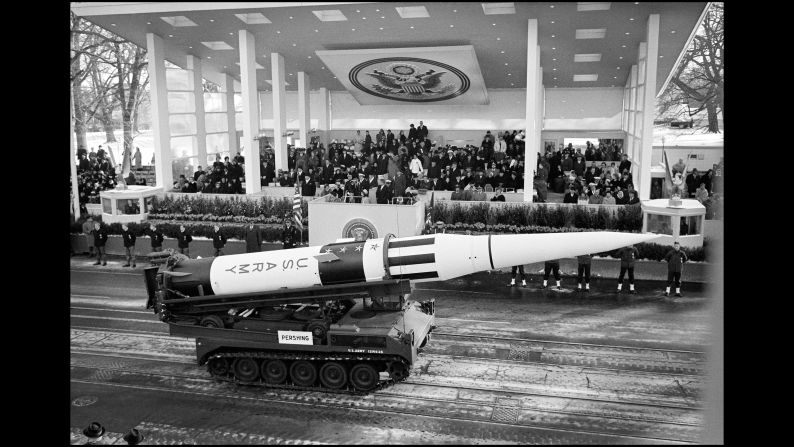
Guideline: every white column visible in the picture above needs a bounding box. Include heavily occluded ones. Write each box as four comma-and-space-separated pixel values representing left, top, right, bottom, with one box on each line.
146, 32, 171, 189
629, 63, 639, 177
222, 73, 238, 154
523, 19, 540, 203
70, 86, 80, 220
271, 52, 288, 171
187, 55, 207, 169
639, 14, 660, 200
297, 71, 311, 149
239, 29, 261, 194
318, 87, 330, 147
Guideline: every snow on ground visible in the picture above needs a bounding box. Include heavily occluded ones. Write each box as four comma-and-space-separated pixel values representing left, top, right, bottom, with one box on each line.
652, 123, 723, 147
76, 130, 155, 166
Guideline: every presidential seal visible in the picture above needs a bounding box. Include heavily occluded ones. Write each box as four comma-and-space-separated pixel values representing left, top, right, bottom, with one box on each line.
349, 57, 470, 103
342, 218, 378, 241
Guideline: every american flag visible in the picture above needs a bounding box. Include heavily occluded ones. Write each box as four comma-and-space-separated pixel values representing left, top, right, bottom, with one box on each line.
293, 181, 304, 231
424, 191, 434, 234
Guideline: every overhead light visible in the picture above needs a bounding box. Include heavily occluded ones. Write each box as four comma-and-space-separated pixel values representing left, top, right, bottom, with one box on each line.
111, 23, 116, 26
551, 34, 555, 38
629, 17, 635, 21
333, 76, 337, 79
146, 21, 151, 25
553, 68, 557, 71
379, 27, 384, 30
410, 26, 414, 29
168, 34, 174, 37
201, 41, 234, 50
188, 46, 192, 49
496, 37, 501, 40
289, 73, 293, 76
625, 32, 630, 35
577, 2, 612, 12
376, 9, 380, 12
511, 83, 514, 86
482, 2, 516, 15
224, 65, 227, 68
453, 9, 457, 12
553, 77, 557, 80
209, 19, 214, 22
381, 16, 385, 19
362, 17, 366, 19
235, 13, 271, 24
229, 32, 234, 35
308, 56, 312, 58
614, 76, 617, 78
504, 63, 508, 66
292, 43, 297, 46
550, 4, 555, 8
621, 44, 626, 48
576, 28, 607, 39
507, 73, 511, 76
355, 9, 360, 12
395, 6, 430, 18
321, 66, 325, 69
450, 24, 454, 27
574, 53, 601, 62
493, 23, 496, 26
315, 29, 319, 32
552, 58, 557, 61
500, 50, 505, 53
552, 47, 556, 50
289, 16, 293, 19
659, 55, 664, 58
351, 28, 356, 31
161, 16, 197, 27
616, 66, 620, 69
671, 30, 676, 34
276, 30, 281, 33
619, 56, 623, 59
550, 21, 555, 24
207, 56, 211, 59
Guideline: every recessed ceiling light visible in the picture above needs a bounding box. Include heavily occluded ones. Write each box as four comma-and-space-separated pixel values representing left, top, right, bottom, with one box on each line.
168, 34, 174, 37
321, 66, 325, 69
625, 32, 630, 35
619, 56, 623, 59
551, 34, 556, 38
289, 16, 293, 19
351, 28, 356, 31
622, 44, 626, 47
207, 56, 211, 59
453, 9, 458, 13
333, 76, 337, 78
553, 68, 557, 71
111, 23, 116, 26
379, 27, 384, 30
511, 83, 514, 86
616, 66, 620, 69
450, 24, 454, 27
504, 62, 508, 65
292, 43, 297, 46
500, 50, 505, 53
550, 4, 555, 8
315, 29, 319, 32
507, 73, 512, 76
552, 47, 556, 50
659, 55, 664, 58
550, 21, 555, 24
308, 56, 312, 58
362, 17, 366, 19
553, 77, 557, 80
188, 46, 192, 49
229, 32, 233, 35
146, 22, 151, 25
630, 17, 634, 21
276, 30, 281, 33
224, 65, 227, 68
562, 100, 566, 103
209, 19, 214, 22
410, 26, 414, 29
552, 58, 556, 61
671, 30, 676, 34
356, 9, 360, 12
496, 37, 501, 40
614, 76, 617, 79
376, 9, 380, 12
493, 23, 496, 26
634, 2, 639, 4
381, 16, 385, 19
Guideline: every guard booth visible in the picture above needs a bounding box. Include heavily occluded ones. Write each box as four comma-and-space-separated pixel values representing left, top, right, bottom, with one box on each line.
641, 198, 706, 248
100, 185, 163, 224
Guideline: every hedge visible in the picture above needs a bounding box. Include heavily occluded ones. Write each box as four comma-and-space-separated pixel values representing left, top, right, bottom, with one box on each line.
152, 195, 308, 220
430, 202, 643, 232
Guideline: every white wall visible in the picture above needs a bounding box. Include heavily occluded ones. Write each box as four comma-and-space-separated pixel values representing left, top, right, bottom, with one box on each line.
543, 87, 624, 130
651, 146, 723, 173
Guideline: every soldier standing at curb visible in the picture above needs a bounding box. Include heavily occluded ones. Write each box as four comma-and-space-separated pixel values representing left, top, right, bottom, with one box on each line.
576, 254, 593, 292
177, 225, 192, 258
508, 264, 527, 287
121, 224, 136, 268
282, 218, 299, 250
664, 241, 688, 297
245, 223, 262, 253
92, 222, 108, 266
212, 225, 227, 257
147, 223, 164, 258
616, 244, 639, 294
541, 259, 561, 290
82, 216, 95, 257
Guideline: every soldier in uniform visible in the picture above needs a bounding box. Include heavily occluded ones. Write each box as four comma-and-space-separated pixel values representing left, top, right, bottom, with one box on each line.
92, 222, 108, 266
616, 244, 640, 293
508, 265, 527, 287
148, 223, 164, 254
121, 224, 136, 268
212, 225, 227, 257
176, 225, 192, 258
541, 259, 561, 289
282, 218, 299, 249
244, 223, 262, 253
576, 254, 593, 292
664, 242, 688, 297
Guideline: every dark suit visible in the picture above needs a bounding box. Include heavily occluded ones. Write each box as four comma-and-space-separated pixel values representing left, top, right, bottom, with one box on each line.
375, 185, 393, 204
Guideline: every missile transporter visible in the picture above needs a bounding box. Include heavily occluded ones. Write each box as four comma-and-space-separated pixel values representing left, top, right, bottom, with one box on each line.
145, 235, 438, 393
144, 231, 659, 393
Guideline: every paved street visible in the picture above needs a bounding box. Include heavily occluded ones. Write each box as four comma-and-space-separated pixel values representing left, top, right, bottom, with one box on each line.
71, 264, 715, 444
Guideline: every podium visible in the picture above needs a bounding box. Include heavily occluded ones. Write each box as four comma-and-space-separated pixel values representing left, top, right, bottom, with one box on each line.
99, 185, 164, 224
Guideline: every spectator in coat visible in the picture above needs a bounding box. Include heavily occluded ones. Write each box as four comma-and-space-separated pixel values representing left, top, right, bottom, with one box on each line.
685, 169, 701, 197
134, 147, 142, 169
244, 224, 262, 253
627, 190, 640, 205
92, 222, 108, 266
602, 191, 616, 205
563, 187, 579, 204
695, 183, 709, 204
616, 245, 639, 294
490, 187, 506, 202
376, 179, 393, 204
121, 224, 136, 268
664, 242, 688, 297
82, 217, 95, 257
588, 189, 603, 204
212, 225, 227, 257
177, 225, 192, 258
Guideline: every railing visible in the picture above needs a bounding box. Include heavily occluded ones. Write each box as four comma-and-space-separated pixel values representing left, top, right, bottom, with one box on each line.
316, 195, 418, 205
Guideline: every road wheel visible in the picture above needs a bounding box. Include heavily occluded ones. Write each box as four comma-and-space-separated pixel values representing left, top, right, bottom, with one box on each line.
207, 357, 229, 377
200, 315, 224, 328
289, 360, 317, 387
319, 362, 347, 389
388, 361, 409, 381
350, 363, 379, 391
233, 357, 260, 382
261, 359, 287, 384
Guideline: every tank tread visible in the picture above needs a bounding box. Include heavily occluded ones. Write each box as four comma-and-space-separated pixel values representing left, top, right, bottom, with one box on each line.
207, 351, 409, 395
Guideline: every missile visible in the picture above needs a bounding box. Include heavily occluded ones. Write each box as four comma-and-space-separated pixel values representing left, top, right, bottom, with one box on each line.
161, 232, 660, 297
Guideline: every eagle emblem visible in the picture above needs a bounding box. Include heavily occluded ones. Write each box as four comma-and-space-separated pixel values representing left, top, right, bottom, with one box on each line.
366, 63, 455, 97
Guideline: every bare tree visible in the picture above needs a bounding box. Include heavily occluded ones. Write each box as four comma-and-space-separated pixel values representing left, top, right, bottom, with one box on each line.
666, 3, 723, 133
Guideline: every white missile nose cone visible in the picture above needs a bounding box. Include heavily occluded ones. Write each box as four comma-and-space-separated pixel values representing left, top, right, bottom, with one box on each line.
196, 256, 202, 259
489, 232, 663, 270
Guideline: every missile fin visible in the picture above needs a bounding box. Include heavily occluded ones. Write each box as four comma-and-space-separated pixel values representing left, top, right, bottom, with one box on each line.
314, 252, 341, 263
162, 271, 192, 277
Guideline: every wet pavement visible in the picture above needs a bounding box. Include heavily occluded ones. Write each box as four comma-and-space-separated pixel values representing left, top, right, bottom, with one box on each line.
70, 266, 716, 444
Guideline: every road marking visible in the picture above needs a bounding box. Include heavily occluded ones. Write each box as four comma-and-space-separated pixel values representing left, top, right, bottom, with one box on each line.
71, 314, 159, 324
439, 318, 510, 324
415, 287, 496, 295
71, 306, 151, 315
71, 268, 142, 276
